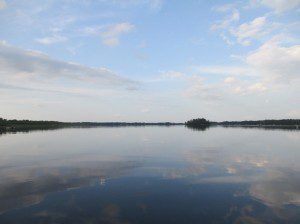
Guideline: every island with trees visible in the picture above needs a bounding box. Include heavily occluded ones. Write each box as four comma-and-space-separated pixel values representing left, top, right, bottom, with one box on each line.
184, 118, 212, 130
185, 118, 300, 130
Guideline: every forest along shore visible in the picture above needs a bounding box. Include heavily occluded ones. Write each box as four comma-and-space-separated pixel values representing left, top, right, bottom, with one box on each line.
1, 118, 300, 134
185, 118, 300, 130
0, 118, 183, 134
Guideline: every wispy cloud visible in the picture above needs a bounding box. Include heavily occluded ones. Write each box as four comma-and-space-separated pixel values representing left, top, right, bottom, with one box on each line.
246, 36, 300, 83
252, 0, 300, 13
148, 0, 163, 11
159, 71, 223, 101
160, 70, 185, 79
164, 32, 300, 100
83, 22, 134, 47
230, 16, 268, 46
211, 1, 298, 47
184, 75, 223, 101
0, 42, 139, 94
100, 23, 134, 47
192, 65, 251, 77
211, 8, 275, 46
211, 5, 240, 30
36, 35, 68, 45
104, 0, 164, 11
0, 0, 6, 9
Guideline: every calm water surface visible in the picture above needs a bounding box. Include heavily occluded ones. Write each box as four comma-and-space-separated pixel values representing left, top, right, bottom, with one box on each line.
0, 126, 299, 224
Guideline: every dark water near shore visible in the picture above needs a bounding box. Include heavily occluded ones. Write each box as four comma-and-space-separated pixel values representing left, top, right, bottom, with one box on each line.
0, 126, 299, 224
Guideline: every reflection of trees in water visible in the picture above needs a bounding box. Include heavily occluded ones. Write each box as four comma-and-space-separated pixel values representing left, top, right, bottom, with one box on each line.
185, 125, 210, 131
184, 117, 300, 131
221, 125, 300, 131
0, 118, 183, 137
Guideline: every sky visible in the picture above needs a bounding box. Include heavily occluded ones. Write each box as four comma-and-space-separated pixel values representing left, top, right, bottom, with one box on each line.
0, 0, 299, 122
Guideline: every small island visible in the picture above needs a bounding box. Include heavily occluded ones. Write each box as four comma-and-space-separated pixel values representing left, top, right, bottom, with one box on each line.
185, 118, 211, 130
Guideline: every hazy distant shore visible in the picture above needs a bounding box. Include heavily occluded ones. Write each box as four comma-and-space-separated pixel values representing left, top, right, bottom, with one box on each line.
219, 124, 300, 130
1, 118, 300, 134
0, 119, 184, 134
185, 118, 300, 131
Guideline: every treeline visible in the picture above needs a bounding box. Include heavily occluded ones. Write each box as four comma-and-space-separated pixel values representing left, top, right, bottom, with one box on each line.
185, 118, 211, 127
0, 118, 183, 133
0, 118, 63, 126
1, 117, 299, 134
2, 118, 299, 128
0, 118, 182, 126
218, 119, 300, 126
185, 118, 300, 130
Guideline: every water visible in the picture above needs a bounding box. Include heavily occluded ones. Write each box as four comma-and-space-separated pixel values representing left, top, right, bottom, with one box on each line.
0, 126, 299, 224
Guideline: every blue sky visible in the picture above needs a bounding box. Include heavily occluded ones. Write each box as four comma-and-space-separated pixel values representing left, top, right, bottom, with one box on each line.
0, 0, 299, 122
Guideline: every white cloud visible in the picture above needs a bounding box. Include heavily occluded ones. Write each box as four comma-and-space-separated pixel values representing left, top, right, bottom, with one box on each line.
141, 108, 150, 113
211, 2, 292, 46
157, 70, 222, 101
226, 80, 268, 95
83, 23, 134, 47
211, 8, 240, 30
220, 33, 234, 45
0, 0, 6, 9
102, 37, 119, 47
246, 38, 300, 83
187, 33, 300, 98
161, 70, 185, 79
191, 38, 300, 95
160, 68, 268, 98
213, 3, 236, 12
224, 77, 236, 84
189, 35, 300, 98
184, 75, 223, 101
148, 0, 163, 11
107, 0, 163, 11
193, 65, 250, 77
230, 17, 268, 46
254, 0, 300, 13
247, 82, 267, 92
210, 4, 273, 46
286, 109, 300, 118
217, 77, 269, 95
232, 86, 243, 94
100, 23, 134, 47
36, 35, 68, 45
0, 42, 138, 94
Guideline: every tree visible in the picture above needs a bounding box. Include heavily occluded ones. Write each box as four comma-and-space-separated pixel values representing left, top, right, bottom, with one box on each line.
185, 118, 210, 128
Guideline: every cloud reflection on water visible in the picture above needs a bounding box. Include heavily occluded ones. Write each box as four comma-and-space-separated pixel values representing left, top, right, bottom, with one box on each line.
0, 156, 141, 214
0, 126, 299, 223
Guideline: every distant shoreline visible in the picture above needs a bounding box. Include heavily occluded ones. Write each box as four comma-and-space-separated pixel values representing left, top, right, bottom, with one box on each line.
185, 118, 300, 131
1, 118, 300, 134
0, 119, 184, 134
219, 124, 300, 130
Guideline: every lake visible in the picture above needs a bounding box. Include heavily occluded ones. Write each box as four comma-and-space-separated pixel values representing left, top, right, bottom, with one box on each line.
0, 126, 299, 224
